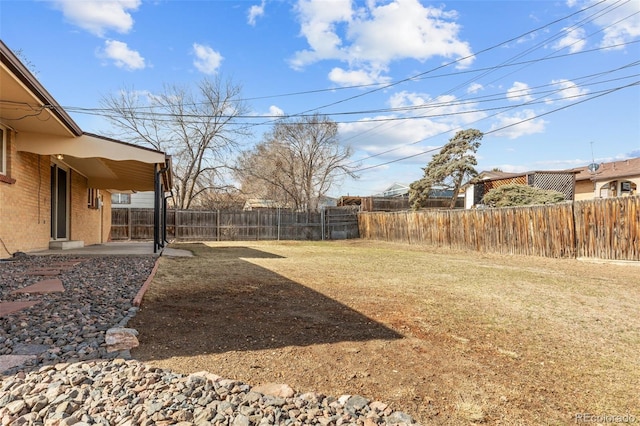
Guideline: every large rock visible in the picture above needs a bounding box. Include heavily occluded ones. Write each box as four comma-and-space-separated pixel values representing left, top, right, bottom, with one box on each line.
252, 383, 295, 398
105, 327, 139, 352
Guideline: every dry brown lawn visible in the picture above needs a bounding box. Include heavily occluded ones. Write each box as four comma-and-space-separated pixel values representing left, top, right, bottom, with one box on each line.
129, 240, 640, 425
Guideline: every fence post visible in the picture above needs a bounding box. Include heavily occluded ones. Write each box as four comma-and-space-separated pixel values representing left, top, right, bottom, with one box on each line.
216, 210, 220, 241
127, 208, 132, 241
277, 208, 281, 241
174, 207, 179, 241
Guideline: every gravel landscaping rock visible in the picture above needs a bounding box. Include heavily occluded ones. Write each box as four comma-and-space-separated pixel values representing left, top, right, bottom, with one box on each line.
0, 255, 416, 425
0, 255, 155, 373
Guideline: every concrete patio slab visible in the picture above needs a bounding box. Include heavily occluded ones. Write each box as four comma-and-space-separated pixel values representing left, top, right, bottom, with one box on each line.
0, 301, 40, 317
32, 242, 159, 256
162, 247, 193, 257
11, 279, 65, 294
31, 242, 192, 257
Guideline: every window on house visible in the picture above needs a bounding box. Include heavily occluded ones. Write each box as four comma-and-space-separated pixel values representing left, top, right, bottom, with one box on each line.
621, 181, 636, 195
88, 188, 100, 209
0, 125, 6, 175
111, 193, 131, 204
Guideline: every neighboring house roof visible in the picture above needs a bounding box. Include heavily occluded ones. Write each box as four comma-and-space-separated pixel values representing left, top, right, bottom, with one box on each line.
571, 157, 640, 182
375, 182, 410, 197
0, 40, 172, 192
243, 199, 283, 210
476, 170, 523, 181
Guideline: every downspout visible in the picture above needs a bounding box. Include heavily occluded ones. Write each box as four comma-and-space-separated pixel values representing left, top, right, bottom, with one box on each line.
163, 193, 172, 244
154, 164, 169, 254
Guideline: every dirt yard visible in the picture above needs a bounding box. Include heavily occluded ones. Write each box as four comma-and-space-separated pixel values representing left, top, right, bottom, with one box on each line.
129, 240, 640, 425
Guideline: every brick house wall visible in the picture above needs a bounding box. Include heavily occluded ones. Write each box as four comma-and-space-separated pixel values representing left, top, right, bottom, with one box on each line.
0, 128, 114, 258
69, 169, 110, 247
102, 193, 112, 243
0, 130, 51, 257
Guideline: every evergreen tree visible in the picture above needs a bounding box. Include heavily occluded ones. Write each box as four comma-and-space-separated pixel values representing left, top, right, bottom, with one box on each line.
409, 129, 483, 209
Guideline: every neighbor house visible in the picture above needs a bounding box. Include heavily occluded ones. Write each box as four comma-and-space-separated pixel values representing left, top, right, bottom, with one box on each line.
338, 182, 463, 211
0, 40, 172, 258
570, 157, 639, 201
111, 191, 156, 209
464, 170, 576, 208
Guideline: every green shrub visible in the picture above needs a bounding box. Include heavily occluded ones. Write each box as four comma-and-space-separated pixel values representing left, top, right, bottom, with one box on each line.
481, 184, 566, 207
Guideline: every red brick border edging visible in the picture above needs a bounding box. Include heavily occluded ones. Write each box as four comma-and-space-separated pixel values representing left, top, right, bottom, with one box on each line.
133, 257, 161, 307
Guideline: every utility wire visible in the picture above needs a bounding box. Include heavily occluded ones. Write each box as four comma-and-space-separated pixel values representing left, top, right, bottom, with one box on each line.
57, 66, 639, 124
60, 0, 613, 128
343, 80, 639, 176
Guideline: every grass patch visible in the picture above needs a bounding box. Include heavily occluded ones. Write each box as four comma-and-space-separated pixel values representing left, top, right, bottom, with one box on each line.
130, 240, 640, 424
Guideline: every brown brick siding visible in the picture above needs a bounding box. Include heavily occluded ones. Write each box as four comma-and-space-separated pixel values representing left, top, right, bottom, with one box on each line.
0, 129, 112, 258
102, 192, 112, 242
69, 170, 106, 246
0, 131, 50, 257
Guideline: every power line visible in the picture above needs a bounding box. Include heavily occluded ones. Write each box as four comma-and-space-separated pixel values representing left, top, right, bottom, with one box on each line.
58, 65, 639, 125
343, 80, 639, 176
338, 1, 639, 149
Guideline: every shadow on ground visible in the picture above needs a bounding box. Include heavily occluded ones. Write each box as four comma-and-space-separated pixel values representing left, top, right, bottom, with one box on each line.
130, 244, 401, 359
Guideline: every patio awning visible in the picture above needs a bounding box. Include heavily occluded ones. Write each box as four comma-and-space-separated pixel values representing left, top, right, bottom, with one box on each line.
16, 132, 171, 191
2, 40, 172, 192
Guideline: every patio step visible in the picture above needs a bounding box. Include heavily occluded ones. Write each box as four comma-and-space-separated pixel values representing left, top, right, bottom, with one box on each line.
49, 240, 84, 250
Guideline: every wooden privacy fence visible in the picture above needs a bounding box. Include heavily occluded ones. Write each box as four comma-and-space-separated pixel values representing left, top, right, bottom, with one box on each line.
358, 196, 640, 261
111, 207, 359, 242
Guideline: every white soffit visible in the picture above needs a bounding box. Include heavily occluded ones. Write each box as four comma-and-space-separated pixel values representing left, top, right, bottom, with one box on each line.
16, 132, 166, 164
0, 63, 78, 137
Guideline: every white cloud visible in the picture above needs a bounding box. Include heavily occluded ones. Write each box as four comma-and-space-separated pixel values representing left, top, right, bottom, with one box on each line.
290, 0, 353, 69
192, 43, 223, 75
549, 79, 589, 102
599, 2, 640, 49
101, 40, 145, 70
339, 114, 450, 160
248, 0, 266, 26
269, 105, 285, 116
490, 109, 546, 139
52, 0, 140, 37
567, 1, 640, 49
291, 0, 474, 85
553, 26, 586, 53
467, 83, 483, 94
388, 91, 487, 125
506, 81, 534, 102
338, 89, 488, 163
328, 67, 391, 86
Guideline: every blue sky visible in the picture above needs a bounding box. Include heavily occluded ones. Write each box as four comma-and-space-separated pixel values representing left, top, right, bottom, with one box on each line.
1, 0, 639, 197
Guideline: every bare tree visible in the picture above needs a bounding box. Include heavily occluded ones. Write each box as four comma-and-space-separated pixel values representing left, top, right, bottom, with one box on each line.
235, 114, 358, 211
410, 128, 483, 209
100, 77, 250, 209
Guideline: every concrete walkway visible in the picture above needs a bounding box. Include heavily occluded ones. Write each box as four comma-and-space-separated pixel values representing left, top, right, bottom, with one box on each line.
31, 241, 193, 257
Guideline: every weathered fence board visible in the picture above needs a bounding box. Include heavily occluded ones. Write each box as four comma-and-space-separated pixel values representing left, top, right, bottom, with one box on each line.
359, 196, 639, 261
574, 197, 639, 260
112, 207, 359, 242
